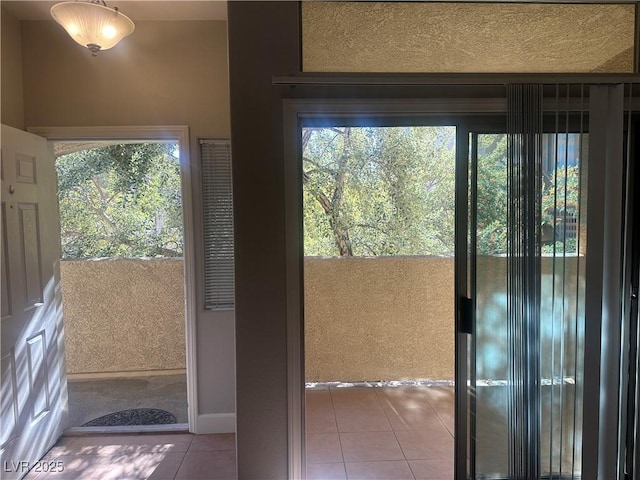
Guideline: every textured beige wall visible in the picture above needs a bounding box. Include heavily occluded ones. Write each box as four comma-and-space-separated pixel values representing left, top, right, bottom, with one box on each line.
1, 7, 25, 129
60, 259, 185, 375
305, 256, 584, 382
21, 20, 229, 134
304, 257, 455, 382
302, 2, 635, 73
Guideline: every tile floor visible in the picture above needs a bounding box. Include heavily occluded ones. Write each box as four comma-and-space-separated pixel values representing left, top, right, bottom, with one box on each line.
23, 433, 236, 480
305, 386, 454, 480
24, 386, 453, 480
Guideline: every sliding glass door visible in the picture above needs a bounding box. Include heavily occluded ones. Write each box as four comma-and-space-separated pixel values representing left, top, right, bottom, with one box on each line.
284, 85, 637, 480
458, 84, 637, 479
465, 126, 587, 478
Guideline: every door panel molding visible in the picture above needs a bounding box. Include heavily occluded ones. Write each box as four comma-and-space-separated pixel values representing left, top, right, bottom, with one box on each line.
15, 154, 37, 185
26, 331, 50, 421
18, 203, 43, 309
1, 124, 67, 480
0, 349, 19, 450
2, 203, 13, 321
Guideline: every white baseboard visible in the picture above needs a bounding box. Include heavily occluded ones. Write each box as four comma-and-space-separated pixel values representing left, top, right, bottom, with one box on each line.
194, 413, 236, 434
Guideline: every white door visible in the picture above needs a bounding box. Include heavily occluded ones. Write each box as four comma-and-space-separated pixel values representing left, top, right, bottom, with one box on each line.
1, 125, 68, 480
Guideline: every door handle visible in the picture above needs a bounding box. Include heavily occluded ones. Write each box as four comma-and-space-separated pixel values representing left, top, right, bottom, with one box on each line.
459, 296, 473, 334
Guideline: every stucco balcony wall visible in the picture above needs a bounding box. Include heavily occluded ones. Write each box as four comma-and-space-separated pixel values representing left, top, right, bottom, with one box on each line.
304, 256, 583, 383
61, 256, 583, 382
304, 256, 456, 382
60, 259, 186, 376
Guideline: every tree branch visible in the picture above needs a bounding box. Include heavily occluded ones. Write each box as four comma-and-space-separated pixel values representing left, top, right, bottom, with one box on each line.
75, 186, 118, 232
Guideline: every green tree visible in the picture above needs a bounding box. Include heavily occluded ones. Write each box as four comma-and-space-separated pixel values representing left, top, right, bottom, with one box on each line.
303, 129, 582, 258
56, 143, 183, 259
303, 126, 456, 257
476, 134, 508, 255
541, 164, 581, 254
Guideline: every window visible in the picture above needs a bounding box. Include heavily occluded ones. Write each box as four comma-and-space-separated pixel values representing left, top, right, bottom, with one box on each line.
200, 139, 235, 310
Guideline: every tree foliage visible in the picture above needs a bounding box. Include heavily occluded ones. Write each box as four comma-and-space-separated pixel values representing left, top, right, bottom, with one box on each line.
56, 143, 183, 259
303, 128, 581, 258
303, 126, 456, 256
476, 134, 509, 255
475, 133, 581, 255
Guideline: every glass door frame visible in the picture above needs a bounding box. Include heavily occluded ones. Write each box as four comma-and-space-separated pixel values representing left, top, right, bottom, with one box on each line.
457, 91, 635, 479
619, 113, 640, 480
467, 113, 609, 480
282, 92, 634, 479
457, 119, 509, 480
282, 97, 507, 480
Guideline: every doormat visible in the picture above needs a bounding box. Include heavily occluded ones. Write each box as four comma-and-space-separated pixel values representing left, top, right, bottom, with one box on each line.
82, 408, 176, 427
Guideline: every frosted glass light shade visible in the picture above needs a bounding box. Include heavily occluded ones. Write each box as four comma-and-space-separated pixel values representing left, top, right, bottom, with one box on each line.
51, 2, 135, 55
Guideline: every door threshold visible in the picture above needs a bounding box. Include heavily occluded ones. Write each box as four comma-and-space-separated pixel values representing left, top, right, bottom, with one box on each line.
64, 423, 190, 436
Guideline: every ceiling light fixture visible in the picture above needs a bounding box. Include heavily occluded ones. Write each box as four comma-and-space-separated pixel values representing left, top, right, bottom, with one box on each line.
50, 1, 135, 56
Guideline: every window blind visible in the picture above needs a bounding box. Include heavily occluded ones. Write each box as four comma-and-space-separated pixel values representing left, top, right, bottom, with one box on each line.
200, 139, 234, 310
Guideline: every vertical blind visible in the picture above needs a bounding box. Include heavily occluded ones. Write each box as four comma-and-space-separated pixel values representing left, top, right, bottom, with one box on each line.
506, 84, 544, 480
540, 84, 588, 480
200, 139, 235, 310
504, 84, 589, 479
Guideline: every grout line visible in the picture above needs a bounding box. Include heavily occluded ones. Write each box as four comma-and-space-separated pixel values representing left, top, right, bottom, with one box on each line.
328, 388, 340, 435
374, 388, 417, 480
423, 388, 456, 439
375, 389, 395, 432
171, 450, 190, 480
328, 388, 347, 466
186, 432, 196, 450
170, 438, 196, 480
427, 404, 453, 438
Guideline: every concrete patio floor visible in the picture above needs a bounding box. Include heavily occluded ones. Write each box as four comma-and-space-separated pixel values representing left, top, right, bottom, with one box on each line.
67, 374, 188, 428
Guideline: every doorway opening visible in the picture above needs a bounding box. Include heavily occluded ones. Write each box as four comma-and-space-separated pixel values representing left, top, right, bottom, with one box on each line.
293, 115, 589, 480
51, 136, 192, 431
301, 125, 457, 479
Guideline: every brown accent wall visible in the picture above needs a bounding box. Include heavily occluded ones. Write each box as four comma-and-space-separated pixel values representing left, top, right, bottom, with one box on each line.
60, 259, 185, 375
228, 3, 300, 478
